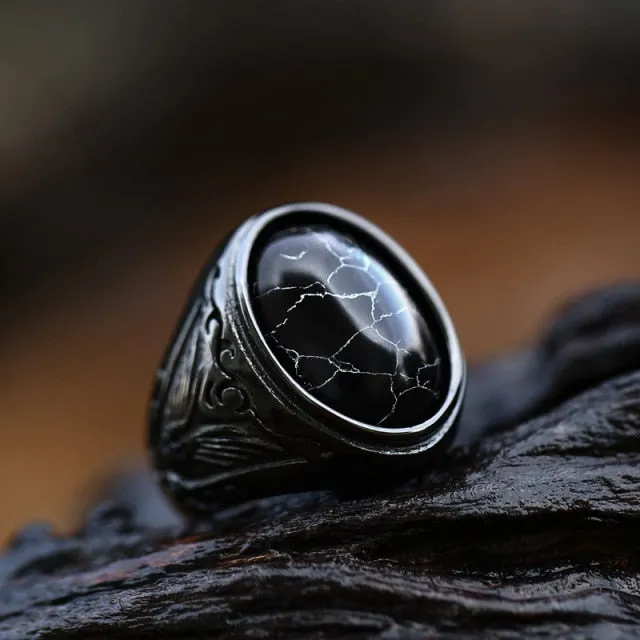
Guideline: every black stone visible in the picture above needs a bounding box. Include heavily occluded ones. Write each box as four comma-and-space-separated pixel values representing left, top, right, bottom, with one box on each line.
250, 224, 444, 428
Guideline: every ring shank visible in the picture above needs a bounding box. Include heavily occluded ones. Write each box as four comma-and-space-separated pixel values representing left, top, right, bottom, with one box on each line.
148, 203, 466, 515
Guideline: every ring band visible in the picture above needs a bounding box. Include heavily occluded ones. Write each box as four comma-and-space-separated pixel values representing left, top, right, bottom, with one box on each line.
149, 203, 466, 514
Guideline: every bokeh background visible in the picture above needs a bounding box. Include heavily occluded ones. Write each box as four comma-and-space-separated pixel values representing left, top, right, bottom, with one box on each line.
1, 2, 639, 543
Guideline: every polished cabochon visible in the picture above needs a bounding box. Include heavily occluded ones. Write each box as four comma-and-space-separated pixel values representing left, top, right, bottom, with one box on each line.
249, 224, 444, 429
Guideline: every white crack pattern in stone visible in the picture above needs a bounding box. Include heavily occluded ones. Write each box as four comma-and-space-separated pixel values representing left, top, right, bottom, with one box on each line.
255, 228, 441, 426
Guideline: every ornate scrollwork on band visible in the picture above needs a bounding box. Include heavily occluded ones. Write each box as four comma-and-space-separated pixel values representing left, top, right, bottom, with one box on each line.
149, 262, 292, 510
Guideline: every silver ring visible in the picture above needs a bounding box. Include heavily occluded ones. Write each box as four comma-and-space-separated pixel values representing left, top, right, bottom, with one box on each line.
149, 203, 466, 514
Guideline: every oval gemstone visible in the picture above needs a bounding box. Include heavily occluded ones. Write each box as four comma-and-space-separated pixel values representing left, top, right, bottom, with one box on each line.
250, 224, 444, 428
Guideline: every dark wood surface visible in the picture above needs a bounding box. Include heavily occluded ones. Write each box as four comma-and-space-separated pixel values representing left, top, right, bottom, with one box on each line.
2, 283, 640, 638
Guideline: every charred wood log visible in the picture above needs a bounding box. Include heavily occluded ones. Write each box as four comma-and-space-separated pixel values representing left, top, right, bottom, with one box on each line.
2, 283, 640, 639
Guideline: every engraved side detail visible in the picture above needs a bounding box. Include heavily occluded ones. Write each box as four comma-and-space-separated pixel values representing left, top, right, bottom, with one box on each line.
150, 262, 288, 499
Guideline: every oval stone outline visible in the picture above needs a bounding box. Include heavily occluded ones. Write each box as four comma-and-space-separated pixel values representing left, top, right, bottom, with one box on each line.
248, 223, 446, 428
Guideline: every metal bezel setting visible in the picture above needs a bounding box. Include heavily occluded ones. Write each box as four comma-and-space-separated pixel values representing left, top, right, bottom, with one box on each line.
232, 202, 464, 453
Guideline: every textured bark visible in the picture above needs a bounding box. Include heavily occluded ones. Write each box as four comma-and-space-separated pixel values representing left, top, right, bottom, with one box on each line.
2, 283, 640, 639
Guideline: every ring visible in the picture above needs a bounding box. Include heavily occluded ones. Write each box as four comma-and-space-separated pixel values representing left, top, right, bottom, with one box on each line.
148, 202, 466, 514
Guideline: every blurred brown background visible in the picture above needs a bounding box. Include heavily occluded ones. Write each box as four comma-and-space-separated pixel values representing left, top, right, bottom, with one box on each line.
1, 2, 639, 543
